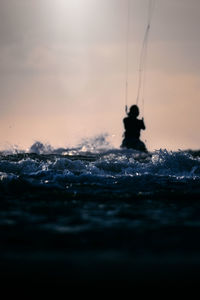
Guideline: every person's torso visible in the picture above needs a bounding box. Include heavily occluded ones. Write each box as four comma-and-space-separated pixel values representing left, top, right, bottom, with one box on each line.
124, 117, 143, 139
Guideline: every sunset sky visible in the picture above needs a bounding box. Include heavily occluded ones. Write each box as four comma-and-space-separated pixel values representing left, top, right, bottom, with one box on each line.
0, 0, 200, 151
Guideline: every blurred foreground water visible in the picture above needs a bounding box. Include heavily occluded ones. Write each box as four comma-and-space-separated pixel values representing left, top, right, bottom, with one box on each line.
0, 139, 200, 288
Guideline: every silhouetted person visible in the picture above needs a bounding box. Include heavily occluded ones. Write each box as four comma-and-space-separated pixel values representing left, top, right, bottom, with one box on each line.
121, 105, 147, 152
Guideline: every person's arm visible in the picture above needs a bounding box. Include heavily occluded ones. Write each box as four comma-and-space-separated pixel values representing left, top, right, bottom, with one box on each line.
123, 118, 128, 130
141, 118, 146, 130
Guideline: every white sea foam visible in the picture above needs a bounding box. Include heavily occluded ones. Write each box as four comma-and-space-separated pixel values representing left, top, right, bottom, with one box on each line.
0, 136, 199, 198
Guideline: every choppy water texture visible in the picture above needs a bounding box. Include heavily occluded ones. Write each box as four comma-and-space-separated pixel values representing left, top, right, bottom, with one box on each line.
0, 140, 200, 287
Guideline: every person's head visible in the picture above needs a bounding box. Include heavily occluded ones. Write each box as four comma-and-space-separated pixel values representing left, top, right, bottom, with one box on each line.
128, 105, 139, 117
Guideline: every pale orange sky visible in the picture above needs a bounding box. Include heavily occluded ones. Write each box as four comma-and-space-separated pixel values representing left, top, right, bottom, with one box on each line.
0, 0, 200, 151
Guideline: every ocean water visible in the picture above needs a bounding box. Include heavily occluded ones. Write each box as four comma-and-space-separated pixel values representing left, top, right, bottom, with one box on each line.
0, 137, 200, 287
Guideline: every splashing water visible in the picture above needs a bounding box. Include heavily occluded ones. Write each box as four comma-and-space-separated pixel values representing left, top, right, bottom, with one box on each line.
0, 137, 199, 200
1, 136, 200, 287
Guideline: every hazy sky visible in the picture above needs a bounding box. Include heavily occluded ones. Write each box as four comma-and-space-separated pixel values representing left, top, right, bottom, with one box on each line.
0, 0, 200, 151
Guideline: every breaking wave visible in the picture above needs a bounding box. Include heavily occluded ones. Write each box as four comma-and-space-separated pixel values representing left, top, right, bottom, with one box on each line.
0, 137, 199, 200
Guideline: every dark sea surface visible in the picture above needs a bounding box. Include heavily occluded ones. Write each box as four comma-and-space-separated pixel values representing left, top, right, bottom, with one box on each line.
0, 140, 200, 289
